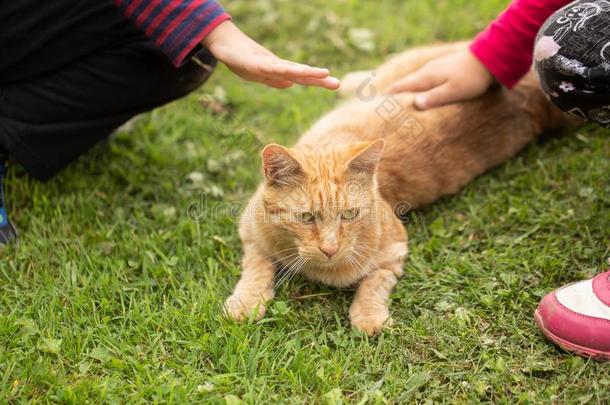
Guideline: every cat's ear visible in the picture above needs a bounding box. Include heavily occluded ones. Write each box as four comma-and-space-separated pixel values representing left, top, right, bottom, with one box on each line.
262, 143, 304, 187
345, 139, 385, 177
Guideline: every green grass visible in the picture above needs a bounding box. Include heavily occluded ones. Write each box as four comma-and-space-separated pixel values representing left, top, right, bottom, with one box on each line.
1, 0, 609, 403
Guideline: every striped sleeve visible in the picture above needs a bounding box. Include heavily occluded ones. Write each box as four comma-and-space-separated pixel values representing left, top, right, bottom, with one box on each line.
115, 0, 230, 67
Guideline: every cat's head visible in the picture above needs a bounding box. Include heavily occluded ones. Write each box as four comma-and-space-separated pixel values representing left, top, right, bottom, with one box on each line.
260, 139, 385, 267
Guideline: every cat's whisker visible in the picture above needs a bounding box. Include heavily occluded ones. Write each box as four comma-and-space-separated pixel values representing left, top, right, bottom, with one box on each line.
268, 247, 299, 263
274, 268, 294, 290
283, 258, 308, 288
346, 255, 361, 277
286, 255, 310, 284
345, 253, 368, 280
275, 254, 302, 273
270, 251, 301, 268
350, 247, 383, 274
273, 254, 304, 285
353, 253, 379, 274
267, 246, 299, 257
272, 259, 301, 286
353, 242, 396, 260
355, 242, 399, 257
275, 254, 304, 284
276, 257, 306, 290
354, 258, 371, 279
351, 245, 370, 259
352, 244, 400, 271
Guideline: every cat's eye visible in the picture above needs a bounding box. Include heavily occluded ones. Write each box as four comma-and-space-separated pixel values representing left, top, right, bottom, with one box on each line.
296, 211, 315, 223
341, 209, 360, 221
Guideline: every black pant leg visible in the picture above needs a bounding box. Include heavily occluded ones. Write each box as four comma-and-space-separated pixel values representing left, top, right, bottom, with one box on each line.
0, 45, 215, 181
0, 0, 215, 180
0, 0, 145, 85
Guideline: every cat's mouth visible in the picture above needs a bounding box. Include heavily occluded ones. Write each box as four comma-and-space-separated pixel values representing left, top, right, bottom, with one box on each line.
294, 246, 357, 270
307, 251, 351, 268
313, 257, 338, 267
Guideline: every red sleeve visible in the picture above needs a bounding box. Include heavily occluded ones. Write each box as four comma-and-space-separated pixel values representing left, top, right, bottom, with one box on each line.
469, 0, 572, 88
115, 0, 230, 67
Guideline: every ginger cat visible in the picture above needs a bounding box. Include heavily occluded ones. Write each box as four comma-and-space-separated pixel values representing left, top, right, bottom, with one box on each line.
225, 42, 576, 335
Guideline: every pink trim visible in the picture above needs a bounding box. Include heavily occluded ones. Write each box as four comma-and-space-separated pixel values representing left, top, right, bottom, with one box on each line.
535, 310, 610, 360
592, 270, 610, 307
172, 13, 230, 67
535, 290, 610, 355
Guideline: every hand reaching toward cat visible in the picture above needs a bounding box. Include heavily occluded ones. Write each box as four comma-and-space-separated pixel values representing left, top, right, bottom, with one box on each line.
387, 48, 495, 109
203, 21, 340, 90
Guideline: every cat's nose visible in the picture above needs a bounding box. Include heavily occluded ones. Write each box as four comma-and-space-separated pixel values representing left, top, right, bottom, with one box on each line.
319, 244, 339, 258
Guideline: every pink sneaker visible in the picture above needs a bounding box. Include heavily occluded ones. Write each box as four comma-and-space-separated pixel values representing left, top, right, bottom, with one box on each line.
535, 270, 610, 360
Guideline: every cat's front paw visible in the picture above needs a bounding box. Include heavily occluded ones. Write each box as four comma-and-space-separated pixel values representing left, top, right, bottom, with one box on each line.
349, 305, 391, 336
224, 293, 267, 322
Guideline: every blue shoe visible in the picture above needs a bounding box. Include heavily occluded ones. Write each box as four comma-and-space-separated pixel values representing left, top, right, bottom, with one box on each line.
0, 155, 18, 245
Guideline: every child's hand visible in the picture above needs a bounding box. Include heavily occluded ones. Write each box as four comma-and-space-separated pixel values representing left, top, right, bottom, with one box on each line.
387, 49, 494, 109
203, 21, 340, 90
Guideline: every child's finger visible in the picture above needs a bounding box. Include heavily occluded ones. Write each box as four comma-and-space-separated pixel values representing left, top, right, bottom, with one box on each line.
258, 59, 330, 79
387, 69, 443, 94
283, 61, 330, 78
289, 76, 341, 89
261, 79, 294, 89
275, 59, 331, 78
413, 83, 456, 110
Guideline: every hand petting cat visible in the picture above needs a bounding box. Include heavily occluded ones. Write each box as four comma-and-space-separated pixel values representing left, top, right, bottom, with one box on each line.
203, 21, 341, 90
387, 48, 494, 110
